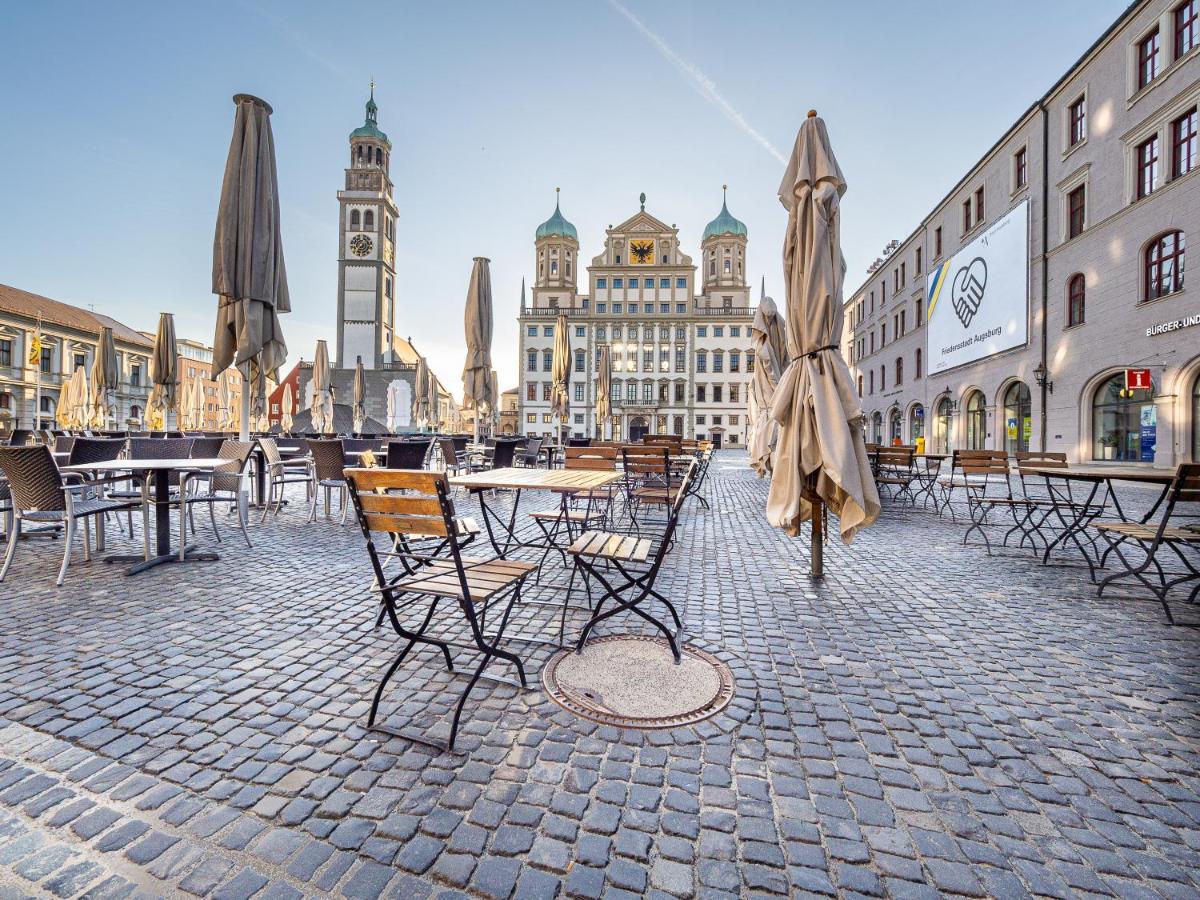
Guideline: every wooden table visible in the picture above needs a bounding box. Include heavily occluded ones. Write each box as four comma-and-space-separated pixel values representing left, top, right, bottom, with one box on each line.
1017, 464, 1179, 576
450, 467, 623, 558
62, 457, 232, 575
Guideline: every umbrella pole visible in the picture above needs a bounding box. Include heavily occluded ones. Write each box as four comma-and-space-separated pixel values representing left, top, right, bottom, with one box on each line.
239, 372, 251, 442
811, 498, 824, 578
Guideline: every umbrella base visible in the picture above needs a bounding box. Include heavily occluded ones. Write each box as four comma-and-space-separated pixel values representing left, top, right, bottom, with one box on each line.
104, 544, 220, 576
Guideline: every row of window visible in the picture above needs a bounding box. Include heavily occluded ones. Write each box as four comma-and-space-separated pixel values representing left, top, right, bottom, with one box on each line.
522, 411, 744, 428
524, 379, 743, 404
1136, 0, 1197, 92
525, 346, 754, 374
0, 339, 145, 384
853, 299, 923, 363
1065, 229, 1186, 327
596, 277, 689, 290
1134, 106, 1197, 201
525, 324, 745, 339
857, 349, 924, 397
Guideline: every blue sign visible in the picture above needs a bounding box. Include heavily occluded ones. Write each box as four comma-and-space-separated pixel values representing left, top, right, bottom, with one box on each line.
1139, 405, 1156, 463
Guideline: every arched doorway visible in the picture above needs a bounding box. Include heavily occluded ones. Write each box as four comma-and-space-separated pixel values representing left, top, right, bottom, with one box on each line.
965, 391, 987, 450
909, 403, 925, 444
870, 411, 883, 444
888, 407, 902, 444
1193, 374, 1200, 462
629, 415, 649, 443
933, 397, 953, 454
1002, 382, 1031, 454
1092, 372, 1154, 461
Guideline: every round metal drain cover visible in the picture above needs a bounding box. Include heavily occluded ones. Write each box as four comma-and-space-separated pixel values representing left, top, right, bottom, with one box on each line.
542, 635, 735, 729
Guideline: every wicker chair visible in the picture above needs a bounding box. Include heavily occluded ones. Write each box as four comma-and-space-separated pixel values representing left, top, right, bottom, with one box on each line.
0, 446, 138, 586
306, 439, 348, 524
108, 437, 195, 552
385, 440, 431, 470
178, 440, 255, 552
258, 437, 314, 522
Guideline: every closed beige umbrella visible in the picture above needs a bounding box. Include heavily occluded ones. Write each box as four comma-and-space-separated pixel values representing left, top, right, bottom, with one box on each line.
212, 93, 290, 443
749, 283, 789, 476
194, 376, 208, 430
488, 369, 499, 429
147, 312, 178, 433
413, 357, 430, 431
56, 368, 78, 430
280, 382, 294, 433
352, 356, 367, 435
89, 326, 118, 430
461, 257, 493, 442
768, 111, 880, 575
310, 340, 333, 434
427, 372, 440, 433
217, 370, 233, 431
596, 344, 612, 440
177, 378, 191, 430
550, 313, 570, 446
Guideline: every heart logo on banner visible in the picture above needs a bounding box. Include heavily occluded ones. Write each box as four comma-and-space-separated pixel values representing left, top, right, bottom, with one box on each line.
951, 257, 988, 328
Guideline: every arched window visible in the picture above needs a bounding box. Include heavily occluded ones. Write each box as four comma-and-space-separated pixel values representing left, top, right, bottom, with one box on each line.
965, 391, 987, 449
375, 147, 382, 165
910, 403, 924, 442
709, 261, 716, 276
1002, 382, 1031, 454
915, 348, 923, 379
888, 407, 902, 443
1092, 372, 1154, 461
350, 210, 360, 231
1192, 374, 1200, 462
363, 210, 375, 231
130, 405, 141, 421
1067, 273, 1085, 326
895, 356, 904, 386
356, 145, 363, 162
934, 397, 953, 453
1144, 230, 1185, 301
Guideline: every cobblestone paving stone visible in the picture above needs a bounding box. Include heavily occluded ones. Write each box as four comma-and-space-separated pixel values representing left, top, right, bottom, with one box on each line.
0, 450, 1197, 897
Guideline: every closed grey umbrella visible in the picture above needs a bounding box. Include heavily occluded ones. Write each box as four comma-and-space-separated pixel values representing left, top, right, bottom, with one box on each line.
427, 372, 441, 433
414, 357, 430, 430
212, 93, 290, 443
147, 312, 178, 432
768, 111, 880, 576
89, 326, 118, 430
488, 369, 499, 430
461, 257, 493, 442
596, 344, 612, 440
352, 356, 367, 435
749, 284, 788, 476
550, 313, 570, 446
311, 340, 333, 435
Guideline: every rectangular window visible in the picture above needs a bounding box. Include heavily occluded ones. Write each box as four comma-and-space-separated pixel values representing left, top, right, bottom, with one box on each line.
712, 354, 723, 373
915, 296, 923, 325
1178, 0, 1198, 57
543, 326, 553, 336
543, 414, 552, 423
713, 326, 724, 338
674, 383, 684, 402
1138, 28, 1161, 90
730, 326, 741, 337
131, 365, 141, 387
1069, 95, 1086, 146
40, 347, 52, 374
659, 278, 669, 288
73, 352, 86, 371
527, 383, 536, 401
696, 415, 706, 425
1173, 107, 1197, 177
0, 340, 10, 367
696, 354, 707, 374
543, 349, 553, 370
526, 325, 536, 336
643, 350, 653, 371
543, 383, 552, 401
675, 303, 686, 313
574, 384, 584, 402
612, 303, 622, 314
975, 187, 984, 223
730, 384, 739, 403
915, 246, 922, 274
697, 326, 707, 338
629, 278, 638, 289
597, 303, 607, 313
659, 303, 669, 314
962, 198, 972, 232
642, 383, 653, 402
527, 413, 536, 424
934, 227, 943, 257
675, 347, 685, 372
1014, 147, 1028, 188
713, 385, 723, 403
575, 326, 585, 337
596, 277, 607, 289
1136, 135, 1159, 199
1068, 184, 1086, 239
612, 278, 623, 289
900, 262, 906, 286
915, 348, 923, 379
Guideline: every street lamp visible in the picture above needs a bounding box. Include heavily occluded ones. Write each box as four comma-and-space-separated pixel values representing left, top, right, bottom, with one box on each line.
1033, 362, 1054, 395
944, 387, 958, 412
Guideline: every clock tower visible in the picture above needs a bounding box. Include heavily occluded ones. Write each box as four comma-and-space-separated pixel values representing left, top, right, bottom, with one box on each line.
336, 84, 399, 369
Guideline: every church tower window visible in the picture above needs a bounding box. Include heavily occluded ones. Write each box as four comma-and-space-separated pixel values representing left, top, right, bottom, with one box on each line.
364, 210, 375, 231
350, 210, 361, 230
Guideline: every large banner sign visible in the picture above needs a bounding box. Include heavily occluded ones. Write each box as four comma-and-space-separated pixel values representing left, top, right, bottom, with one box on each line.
926, 199, 1029, 374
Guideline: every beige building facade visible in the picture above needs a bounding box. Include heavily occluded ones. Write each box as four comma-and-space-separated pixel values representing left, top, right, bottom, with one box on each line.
846, 0, 1200, 467
518, 190, 755, 446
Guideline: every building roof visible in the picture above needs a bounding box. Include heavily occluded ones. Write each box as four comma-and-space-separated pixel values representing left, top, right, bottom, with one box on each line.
0, 283, 152, 349
536, 191, 578, 241
349, 84, 390, 147
703, 188, 747, 241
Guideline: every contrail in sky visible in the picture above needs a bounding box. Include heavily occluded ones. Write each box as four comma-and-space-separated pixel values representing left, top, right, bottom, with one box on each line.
607, 0, 787, 165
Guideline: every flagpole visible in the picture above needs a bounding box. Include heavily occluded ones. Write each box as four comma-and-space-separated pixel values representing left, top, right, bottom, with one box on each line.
32, 316, 43, 432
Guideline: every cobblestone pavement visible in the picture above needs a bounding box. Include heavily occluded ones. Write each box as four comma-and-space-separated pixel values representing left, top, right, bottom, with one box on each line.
0, 451, 1198, 898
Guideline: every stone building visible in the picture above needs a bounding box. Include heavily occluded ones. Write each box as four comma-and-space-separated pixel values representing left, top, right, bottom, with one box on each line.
0, 283, 152, 430
846, 0, 1199, 466
169, 337, 243, 432
518, 190, 755, 446
295, 87, 455, 432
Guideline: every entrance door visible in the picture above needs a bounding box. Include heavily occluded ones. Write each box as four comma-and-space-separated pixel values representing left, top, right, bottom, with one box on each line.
629, 416, 648, 443
711, 432, 723, 449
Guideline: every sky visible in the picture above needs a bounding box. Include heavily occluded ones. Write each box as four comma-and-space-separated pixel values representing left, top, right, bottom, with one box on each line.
0, 0, 1129, 400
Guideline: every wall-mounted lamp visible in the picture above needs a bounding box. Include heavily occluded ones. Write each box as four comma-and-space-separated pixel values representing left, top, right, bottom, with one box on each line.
944, 387, 958, 412
1033, 362, 1054, 395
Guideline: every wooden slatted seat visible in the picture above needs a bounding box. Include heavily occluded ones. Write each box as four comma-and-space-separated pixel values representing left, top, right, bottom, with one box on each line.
529, 509, 594, 522
394, 557, 537, 600
568, 529, 653, 563
1093, 522, 1200, 541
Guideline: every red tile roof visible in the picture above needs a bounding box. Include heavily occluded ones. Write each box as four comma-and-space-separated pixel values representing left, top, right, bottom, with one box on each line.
0, 283, 153, 349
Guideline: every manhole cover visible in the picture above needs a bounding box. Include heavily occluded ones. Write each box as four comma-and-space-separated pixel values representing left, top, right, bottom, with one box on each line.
542, 635, 735, 729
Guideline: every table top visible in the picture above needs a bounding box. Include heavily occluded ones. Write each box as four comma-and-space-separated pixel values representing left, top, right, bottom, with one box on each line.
62, 457, 232, 473
450, 466, 623, 492
1019, 464, 1177, 484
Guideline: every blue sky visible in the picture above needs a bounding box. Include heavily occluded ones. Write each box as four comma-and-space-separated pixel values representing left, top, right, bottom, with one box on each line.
0, 0, 1127, 399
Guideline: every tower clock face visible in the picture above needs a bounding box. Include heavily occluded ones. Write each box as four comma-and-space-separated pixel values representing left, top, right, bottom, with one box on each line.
350, 234, 373, 257
630, 239, 654, 264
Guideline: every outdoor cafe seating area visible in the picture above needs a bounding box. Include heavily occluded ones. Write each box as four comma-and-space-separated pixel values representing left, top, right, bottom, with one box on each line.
0, 426, 715, 750
865, 441, 1200, 625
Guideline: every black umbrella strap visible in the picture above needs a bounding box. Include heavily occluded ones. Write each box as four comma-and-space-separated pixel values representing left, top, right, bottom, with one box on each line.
803, 344, 838, 358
